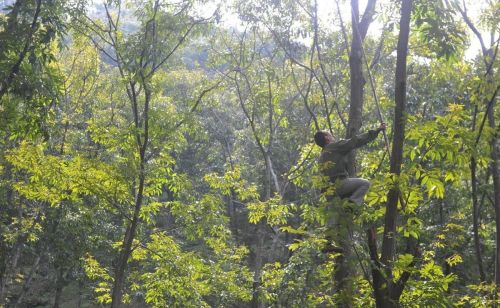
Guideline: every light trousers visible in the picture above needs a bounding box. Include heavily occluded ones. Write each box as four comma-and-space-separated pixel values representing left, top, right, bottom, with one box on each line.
335, 177, 371, 205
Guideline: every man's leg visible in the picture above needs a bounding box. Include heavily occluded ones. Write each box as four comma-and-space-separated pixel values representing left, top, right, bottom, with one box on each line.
337, 177, 371, 205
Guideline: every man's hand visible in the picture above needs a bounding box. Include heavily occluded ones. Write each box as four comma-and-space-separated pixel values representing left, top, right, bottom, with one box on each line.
378, 122, 387, 131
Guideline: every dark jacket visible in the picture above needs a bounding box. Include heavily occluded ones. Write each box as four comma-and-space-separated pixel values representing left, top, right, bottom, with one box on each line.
318, 129, 381, 180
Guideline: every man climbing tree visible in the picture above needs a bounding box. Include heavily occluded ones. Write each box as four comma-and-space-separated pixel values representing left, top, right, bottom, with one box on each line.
313, 122, 386, 306
314, 122, 386, 204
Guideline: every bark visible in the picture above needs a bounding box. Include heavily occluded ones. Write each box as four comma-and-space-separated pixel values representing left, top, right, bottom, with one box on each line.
77, 289, 83, 308
110, 163, 145, 306
367, 227, 384, 307
5, 250, 27, 305
380, 0, 412, 267
251, 152, 279, 308
332, 212, 354, 308
0, 164, 14, 303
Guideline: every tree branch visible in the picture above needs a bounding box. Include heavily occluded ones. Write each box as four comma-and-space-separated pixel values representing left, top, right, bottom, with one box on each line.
174, 80, 223, 129
359, 0, 377, 40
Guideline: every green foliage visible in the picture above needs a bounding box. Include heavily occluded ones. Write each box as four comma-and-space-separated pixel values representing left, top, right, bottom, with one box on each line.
459, 283, 500, 307
0, 0, 81, 137
135, 233, 211, 307
83, 254, 113, 304
248, 195, 290, 225
412, 0, 468, 60
478, 1, 500, 33
7, 142, 131, 207
400, 258, 457, 307
131, 231, 252, 307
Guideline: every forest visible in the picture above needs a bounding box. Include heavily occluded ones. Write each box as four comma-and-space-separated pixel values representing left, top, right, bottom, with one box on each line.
0, 0, 499, 307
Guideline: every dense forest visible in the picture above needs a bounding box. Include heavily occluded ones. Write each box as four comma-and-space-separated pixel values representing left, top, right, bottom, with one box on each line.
0, 0, 499, 307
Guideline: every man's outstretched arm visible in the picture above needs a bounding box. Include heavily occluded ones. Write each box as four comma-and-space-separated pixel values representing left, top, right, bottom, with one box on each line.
328, 123, 386, 153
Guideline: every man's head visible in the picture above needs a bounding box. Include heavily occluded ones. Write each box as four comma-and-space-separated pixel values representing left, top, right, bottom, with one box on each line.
314, 131, 334, 148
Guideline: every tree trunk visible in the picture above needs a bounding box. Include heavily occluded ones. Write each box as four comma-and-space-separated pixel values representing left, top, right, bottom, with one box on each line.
111, 152, 146, 307
12, 255, 41, 308
488, 100, 500, 289
471, 157, 486, 281
110, 80, 150, 308
0, 164, 14, 304
251, 221, 265, 308
251, 152, 279, 308
346, 0, 366, 176
346, 0, 377, 171
1, 207, 33, 304
53, 267, 65, 308
375, 1, 413, 307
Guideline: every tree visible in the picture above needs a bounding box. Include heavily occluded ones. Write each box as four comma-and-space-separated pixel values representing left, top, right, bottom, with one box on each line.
374, 1, 413, 306
346, 0, 377, 172
77, 1, 212, 304
455, 0, 500, 292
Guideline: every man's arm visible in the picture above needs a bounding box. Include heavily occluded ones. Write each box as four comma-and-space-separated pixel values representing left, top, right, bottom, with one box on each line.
327, 123, 386, 153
